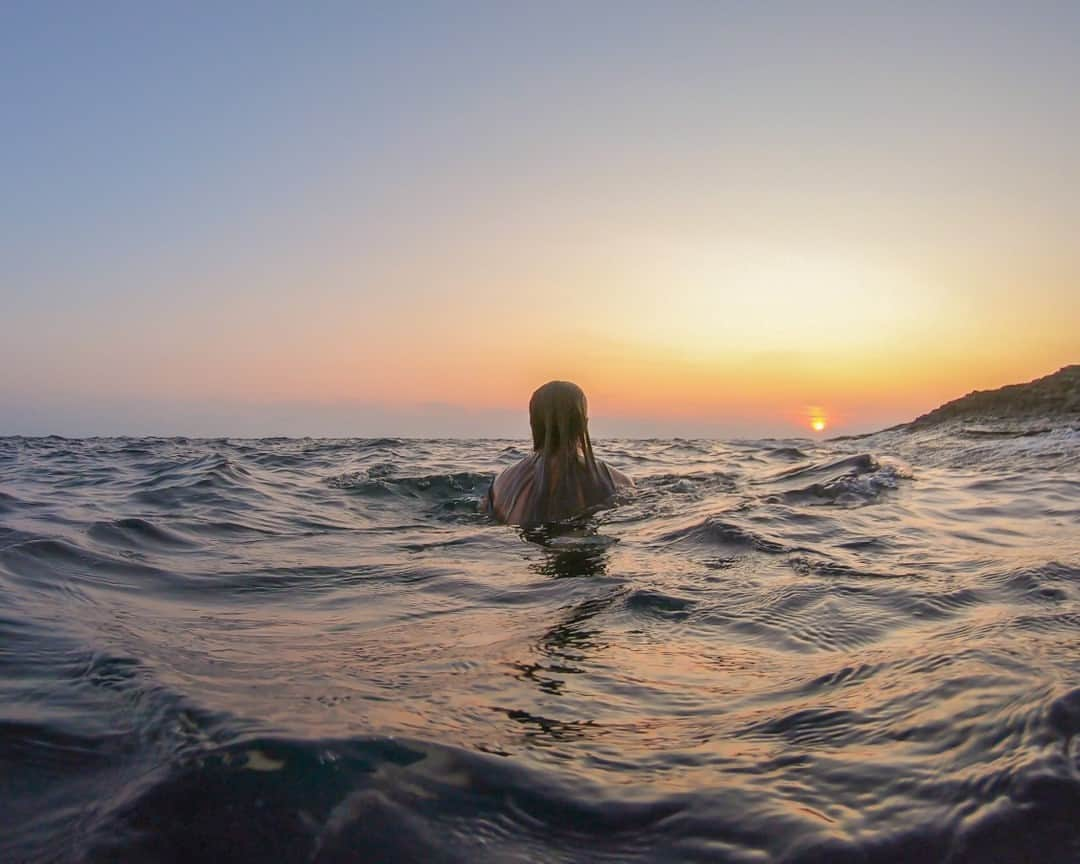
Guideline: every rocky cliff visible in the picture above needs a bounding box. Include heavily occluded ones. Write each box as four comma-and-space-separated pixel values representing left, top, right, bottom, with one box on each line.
909, 365, 1080, 428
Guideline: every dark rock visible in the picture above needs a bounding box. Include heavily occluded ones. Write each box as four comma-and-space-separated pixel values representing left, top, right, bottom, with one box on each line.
908, 365, 1080, 428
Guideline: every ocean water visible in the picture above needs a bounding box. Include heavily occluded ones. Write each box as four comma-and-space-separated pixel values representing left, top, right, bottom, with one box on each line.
1, 427, 1078, 863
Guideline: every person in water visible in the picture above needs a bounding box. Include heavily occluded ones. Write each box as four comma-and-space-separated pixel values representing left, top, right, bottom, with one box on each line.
486, 381, 632, 525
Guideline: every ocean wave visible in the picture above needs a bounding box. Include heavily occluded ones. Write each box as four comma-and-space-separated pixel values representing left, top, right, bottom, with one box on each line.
78, 735, 699, 864
1, 434, 1078, 863
652, 515, 788, 553
88, 517, 197, 550
328, 470, 492, 500
0, 536, 184, 598
756, 453, 911, 506
641, 471, 739, 496
59, 728, 1080, 863
766, 446, 811, 460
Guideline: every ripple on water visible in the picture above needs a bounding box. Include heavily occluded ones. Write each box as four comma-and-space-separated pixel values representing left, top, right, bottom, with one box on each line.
0, 432, 1077, 862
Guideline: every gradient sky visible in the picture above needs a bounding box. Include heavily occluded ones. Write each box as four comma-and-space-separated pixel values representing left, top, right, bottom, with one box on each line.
3, 2, 1078, 437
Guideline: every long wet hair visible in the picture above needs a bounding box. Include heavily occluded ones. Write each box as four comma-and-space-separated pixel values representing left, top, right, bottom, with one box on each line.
523, 381, 614, 523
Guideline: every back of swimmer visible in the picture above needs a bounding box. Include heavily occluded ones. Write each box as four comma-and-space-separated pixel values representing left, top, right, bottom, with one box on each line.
486, 380, 632, 525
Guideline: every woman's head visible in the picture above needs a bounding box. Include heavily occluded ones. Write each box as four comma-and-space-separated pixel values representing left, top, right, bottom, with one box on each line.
497, 380, 615, 524
529, 380, 590, 457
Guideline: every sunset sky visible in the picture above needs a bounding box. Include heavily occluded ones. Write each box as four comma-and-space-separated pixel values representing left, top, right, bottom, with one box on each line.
3, 3, 1077, 437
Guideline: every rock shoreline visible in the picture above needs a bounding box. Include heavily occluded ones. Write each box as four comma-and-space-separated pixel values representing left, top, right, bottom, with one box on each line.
908, 365, 1080, 428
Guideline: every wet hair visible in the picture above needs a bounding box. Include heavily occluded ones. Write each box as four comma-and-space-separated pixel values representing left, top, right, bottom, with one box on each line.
524, 381, 612, 522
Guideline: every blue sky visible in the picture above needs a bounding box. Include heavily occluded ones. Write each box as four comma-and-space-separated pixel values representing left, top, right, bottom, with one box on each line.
3, 2, 1078, 437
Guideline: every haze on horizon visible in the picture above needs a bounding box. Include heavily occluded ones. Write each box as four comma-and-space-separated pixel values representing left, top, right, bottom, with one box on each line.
3, 3, 1078, 439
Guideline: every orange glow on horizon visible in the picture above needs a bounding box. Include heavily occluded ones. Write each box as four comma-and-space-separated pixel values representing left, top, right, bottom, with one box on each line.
59, 240, 1074, 438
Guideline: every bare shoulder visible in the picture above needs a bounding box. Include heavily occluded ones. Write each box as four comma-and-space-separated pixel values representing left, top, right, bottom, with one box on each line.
493, 454, 539, 494
488, 454, 540, 520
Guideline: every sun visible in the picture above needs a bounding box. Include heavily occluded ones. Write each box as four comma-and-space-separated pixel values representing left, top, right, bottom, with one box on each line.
804, 405, 829, 433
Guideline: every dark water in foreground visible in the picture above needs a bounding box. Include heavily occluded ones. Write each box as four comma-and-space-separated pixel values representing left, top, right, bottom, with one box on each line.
1, 428, 1078, 863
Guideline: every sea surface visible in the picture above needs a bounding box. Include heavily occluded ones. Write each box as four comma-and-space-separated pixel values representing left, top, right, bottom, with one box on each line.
1, 427, 1078, 863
